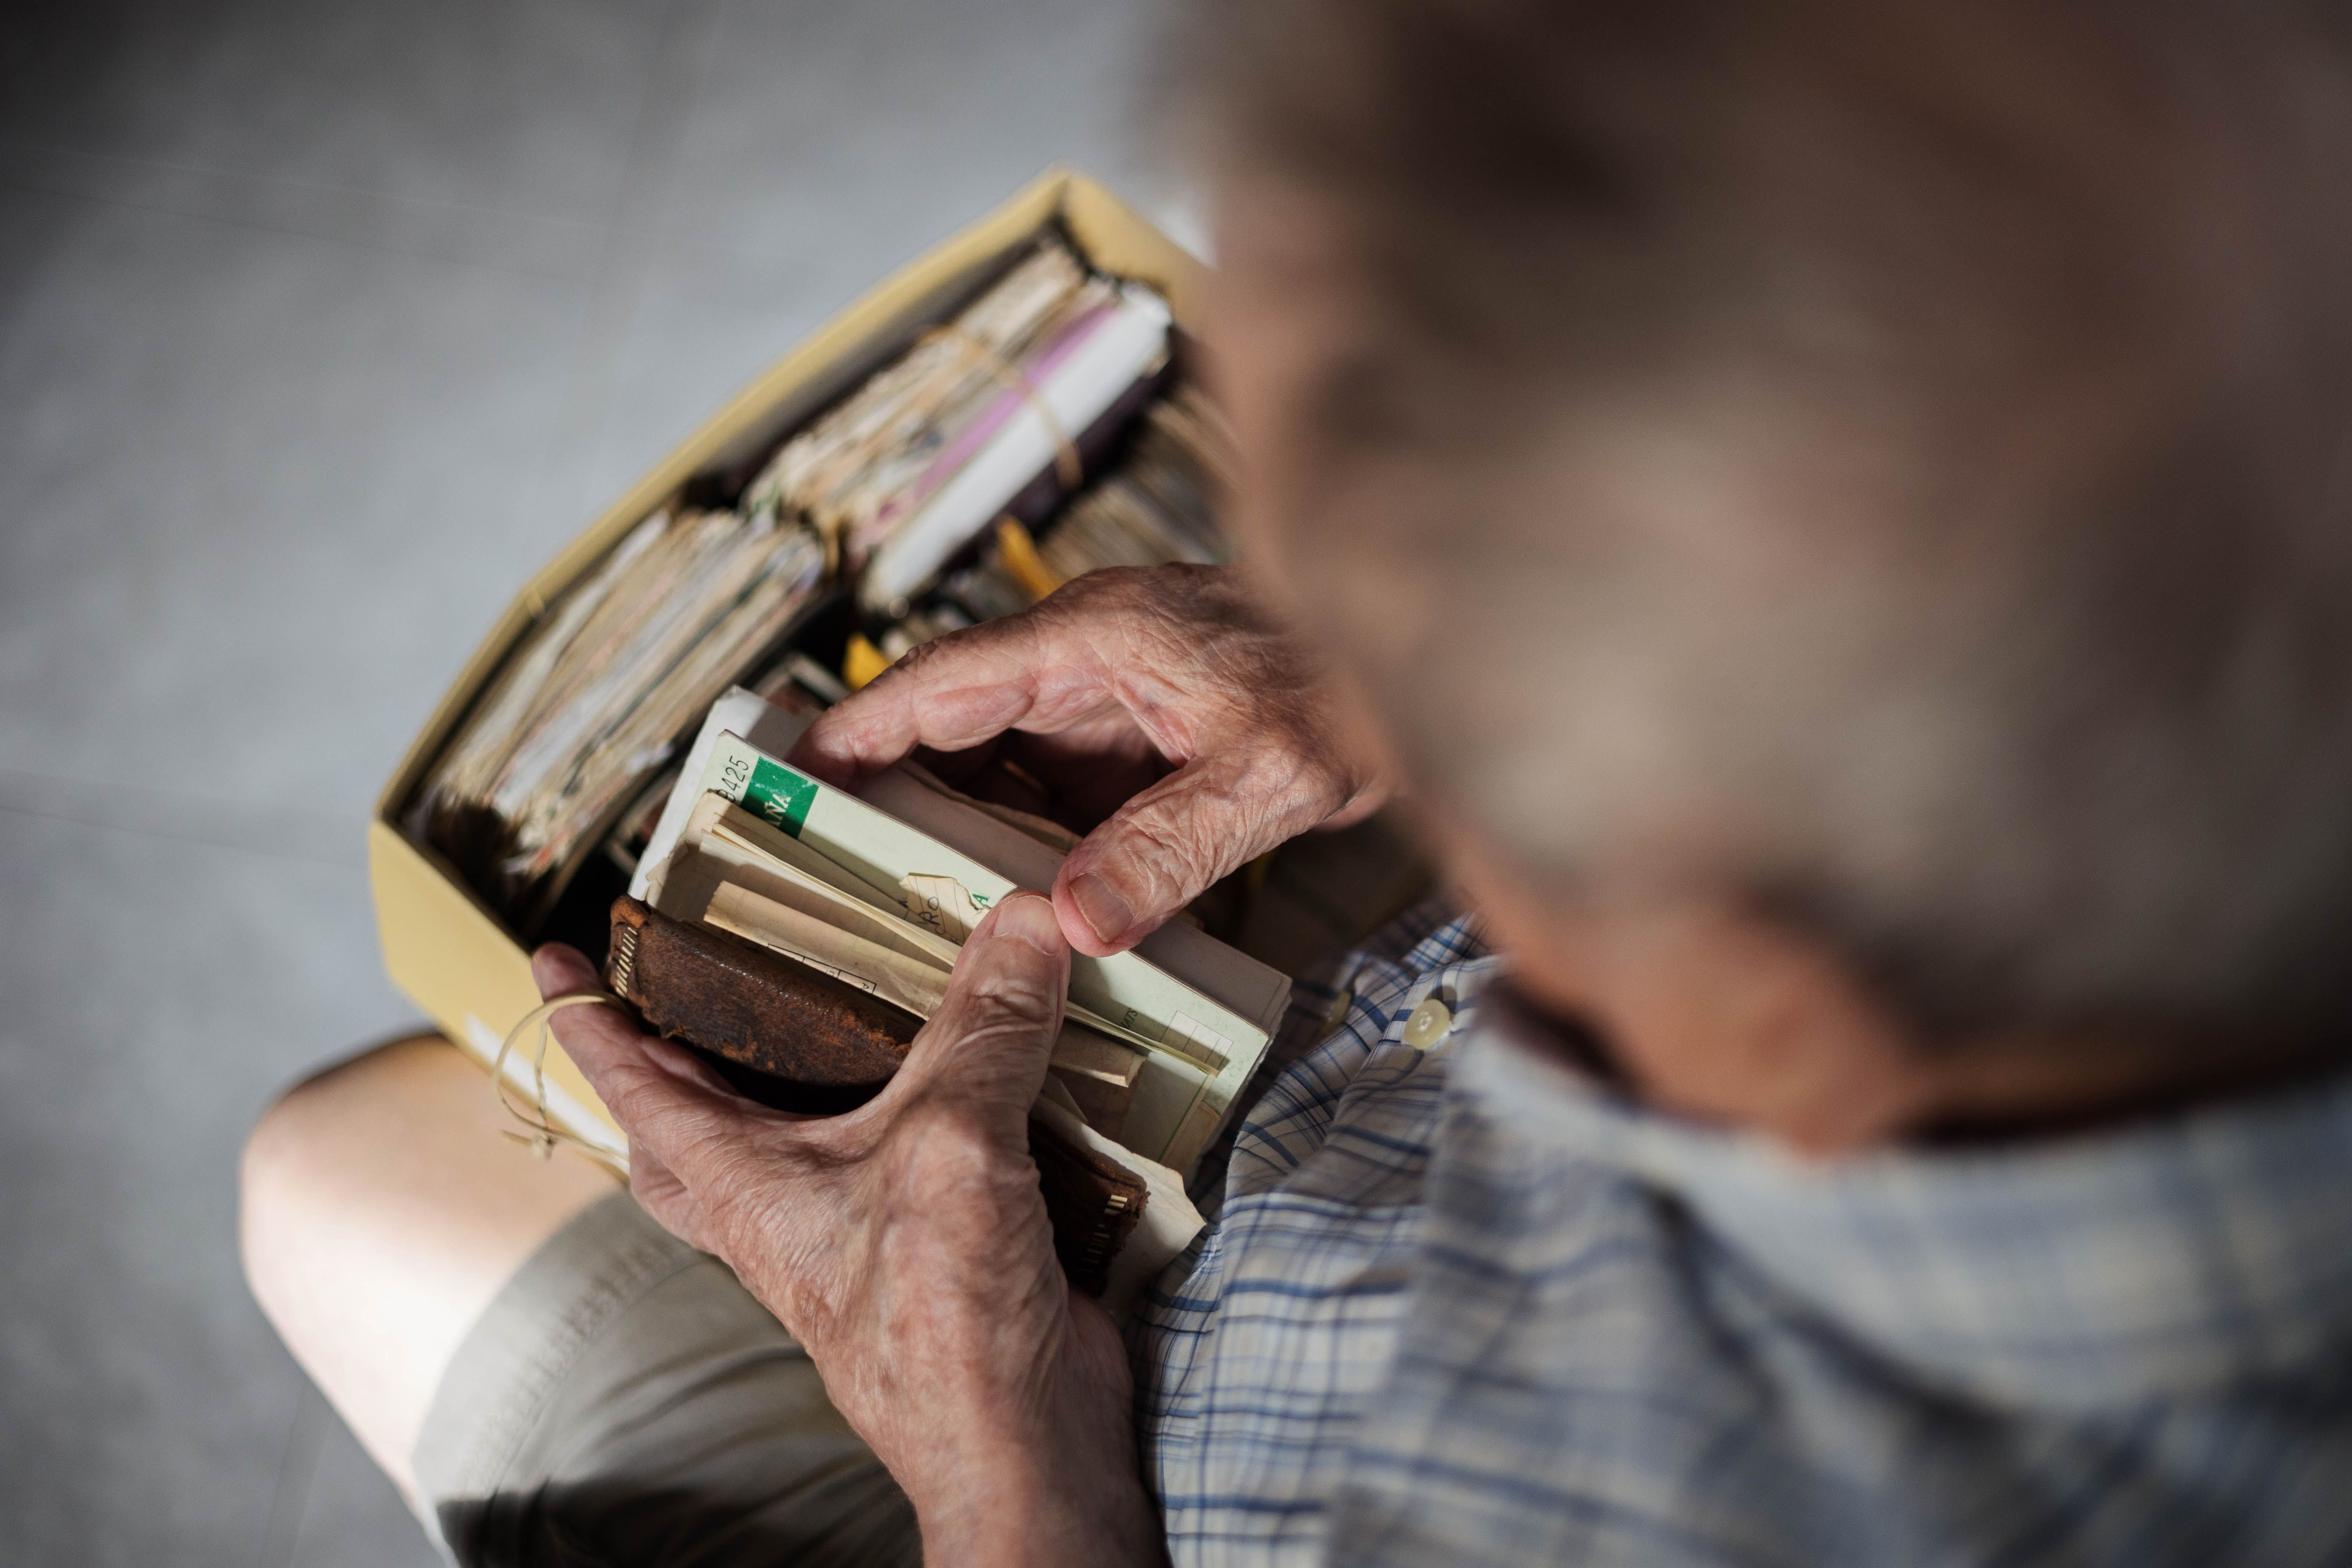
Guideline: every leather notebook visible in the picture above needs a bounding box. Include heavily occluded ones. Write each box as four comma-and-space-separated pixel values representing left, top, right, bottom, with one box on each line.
606, 895, 1149, 1293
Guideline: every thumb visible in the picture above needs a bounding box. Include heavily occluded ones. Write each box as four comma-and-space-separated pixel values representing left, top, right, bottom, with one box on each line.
1053, 744, 1366, 956
887, 891, 1071, 1119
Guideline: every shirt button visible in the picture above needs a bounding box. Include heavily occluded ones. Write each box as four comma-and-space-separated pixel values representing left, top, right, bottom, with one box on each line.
1402, 998, 1453, 1050
1322, 986, 1354, 1035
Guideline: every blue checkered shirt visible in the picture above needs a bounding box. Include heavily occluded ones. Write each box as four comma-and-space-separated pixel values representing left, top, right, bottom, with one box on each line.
1133, 900, 2352, 1566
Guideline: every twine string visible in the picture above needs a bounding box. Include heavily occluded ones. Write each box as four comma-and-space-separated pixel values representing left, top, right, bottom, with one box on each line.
490, 993, 631, 1177
917, 325, 1084, 491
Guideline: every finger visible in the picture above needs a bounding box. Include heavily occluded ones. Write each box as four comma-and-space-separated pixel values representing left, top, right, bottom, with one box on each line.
533, 944, 787, 1101
787, 599, 1124, 785
884, 891, 1070, 1121
531, 944, 764, 1191
532, 940, 605, 1001
533, 944, 743, 1099
1054, 743, 1387, 956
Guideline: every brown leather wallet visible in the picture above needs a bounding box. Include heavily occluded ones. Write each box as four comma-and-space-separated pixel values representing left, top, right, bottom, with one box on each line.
606, 896, 1148, 1292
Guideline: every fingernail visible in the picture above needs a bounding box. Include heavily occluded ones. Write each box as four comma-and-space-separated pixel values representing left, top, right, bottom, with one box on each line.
992, 891, 1064, 955
1067, 873, 1133, 946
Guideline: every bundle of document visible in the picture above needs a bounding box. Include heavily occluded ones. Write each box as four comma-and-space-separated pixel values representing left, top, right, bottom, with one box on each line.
630, 688, 1287, 1172
599, 652, 842, 880
741, 236, 1174, 614
414, 508, 827, 927
413, 231, 1208, 932
1038, 382, 1230, 579
905, 383, 1233, 631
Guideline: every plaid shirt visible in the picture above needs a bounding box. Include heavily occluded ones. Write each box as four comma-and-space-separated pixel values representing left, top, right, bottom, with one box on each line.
1133, 901, 2352, 1566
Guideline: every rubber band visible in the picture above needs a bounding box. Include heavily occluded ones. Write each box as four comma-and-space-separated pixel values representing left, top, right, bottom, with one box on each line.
490, 993, 632, 1177
918, 325, 1085, 491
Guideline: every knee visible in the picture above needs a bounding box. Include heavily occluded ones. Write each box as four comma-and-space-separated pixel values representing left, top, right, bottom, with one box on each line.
239, 1035, 457, 1306
243, 1036, 440, 1205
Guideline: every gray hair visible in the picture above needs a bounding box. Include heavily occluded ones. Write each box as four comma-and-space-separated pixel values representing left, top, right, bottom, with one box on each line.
1195, 0, 2352, 1046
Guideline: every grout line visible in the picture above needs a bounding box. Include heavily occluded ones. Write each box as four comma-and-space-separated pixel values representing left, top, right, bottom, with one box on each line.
0, 796, 364, 870
528, 0, 731, 524
253, 1381, 330, 1568
0, 157, 610, 288
0, 768, 367, 870
0, 134, 620, 236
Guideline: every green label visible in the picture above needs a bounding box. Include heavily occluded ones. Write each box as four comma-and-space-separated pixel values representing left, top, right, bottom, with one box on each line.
743, 757, 819, 837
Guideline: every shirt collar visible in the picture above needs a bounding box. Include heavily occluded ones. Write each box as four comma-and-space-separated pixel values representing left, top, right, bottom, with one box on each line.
1453, 992, 2352, 1410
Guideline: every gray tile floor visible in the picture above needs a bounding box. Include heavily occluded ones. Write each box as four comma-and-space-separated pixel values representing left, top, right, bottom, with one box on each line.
0, 3, 1182, 1561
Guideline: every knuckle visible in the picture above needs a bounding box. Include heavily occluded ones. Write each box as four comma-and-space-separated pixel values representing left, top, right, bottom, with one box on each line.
1039, 571, 1132, 637
966, 962, 1061, 1021
1111, 812, 1210, 901
1099, 564, 1155, 604
903, 968, 1062, 1087
931, 992, 1060, 1064
887, 633, 959, 680
1066, 563, 1193, 625
944, 938, 1064, 1026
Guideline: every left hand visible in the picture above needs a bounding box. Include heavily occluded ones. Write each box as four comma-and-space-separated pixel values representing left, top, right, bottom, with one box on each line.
788, 564, 1389, 957
536, 891, 1166, 1566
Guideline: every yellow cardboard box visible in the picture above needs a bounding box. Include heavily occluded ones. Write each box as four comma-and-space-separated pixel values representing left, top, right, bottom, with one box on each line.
369, 170, 1210, 1148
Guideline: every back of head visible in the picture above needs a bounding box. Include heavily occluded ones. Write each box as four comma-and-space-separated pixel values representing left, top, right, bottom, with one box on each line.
1185, 0, 2352, 1050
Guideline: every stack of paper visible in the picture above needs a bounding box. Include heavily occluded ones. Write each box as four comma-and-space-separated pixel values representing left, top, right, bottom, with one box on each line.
631, 690, 1291, 1175
413, 509, 827, 928
1034, 383, 1231, 579
409, 230, 1215, 938
867, 384, 1234, 643
741, 236, 1174, 614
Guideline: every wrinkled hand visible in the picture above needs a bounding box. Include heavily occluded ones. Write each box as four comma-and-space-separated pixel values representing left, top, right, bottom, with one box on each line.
536, 893, 1164, 1566
789, 564, 1389, 956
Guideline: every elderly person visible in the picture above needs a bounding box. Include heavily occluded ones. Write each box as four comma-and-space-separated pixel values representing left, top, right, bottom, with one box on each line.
242, 0, 2352, 1563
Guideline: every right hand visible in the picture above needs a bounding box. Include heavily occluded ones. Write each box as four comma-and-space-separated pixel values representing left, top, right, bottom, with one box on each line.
789, 564, 1389, 956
